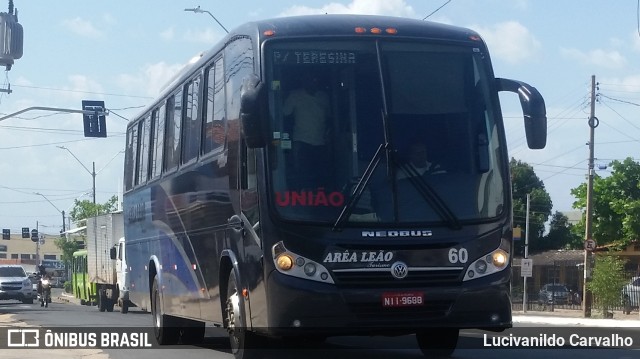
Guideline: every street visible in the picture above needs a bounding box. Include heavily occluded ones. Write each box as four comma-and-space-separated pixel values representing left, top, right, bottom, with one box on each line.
0, 291, 638, 359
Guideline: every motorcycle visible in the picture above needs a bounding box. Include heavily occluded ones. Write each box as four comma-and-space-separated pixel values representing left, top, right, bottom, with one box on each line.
38, 276, 52, 308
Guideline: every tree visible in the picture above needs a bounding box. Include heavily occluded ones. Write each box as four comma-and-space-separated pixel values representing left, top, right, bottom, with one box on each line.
68, 195, 118, 227
510, 158, 553, 255
54, 236, 81, 282
54, 196, 117, 283
571, 157, 640, 249
587, 255, 627, 317
533, 211, 581, 251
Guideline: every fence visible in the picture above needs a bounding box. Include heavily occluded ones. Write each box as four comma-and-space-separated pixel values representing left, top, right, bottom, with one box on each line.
511, 258, 638, 313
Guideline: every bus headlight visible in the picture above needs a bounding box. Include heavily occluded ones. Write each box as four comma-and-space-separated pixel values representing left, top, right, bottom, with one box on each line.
463, 246, 510, 281
276, 254, 294, 271
492, 249, 508, 268
272, 241, 334, 284
475, 260, 488, 274
303, 263, 317, 276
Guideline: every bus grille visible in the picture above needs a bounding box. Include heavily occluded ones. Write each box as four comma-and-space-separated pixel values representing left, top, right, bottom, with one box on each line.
331, 268, 463, 288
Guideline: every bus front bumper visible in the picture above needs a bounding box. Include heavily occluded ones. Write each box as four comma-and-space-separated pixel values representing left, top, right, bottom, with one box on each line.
262, 270, 511, 336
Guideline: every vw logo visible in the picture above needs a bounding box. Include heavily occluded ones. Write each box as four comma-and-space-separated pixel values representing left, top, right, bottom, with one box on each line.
390, 261, 408, 279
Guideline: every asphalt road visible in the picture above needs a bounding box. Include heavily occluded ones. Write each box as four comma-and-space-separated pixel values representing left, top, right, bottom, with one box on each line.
1, 291, 638, 359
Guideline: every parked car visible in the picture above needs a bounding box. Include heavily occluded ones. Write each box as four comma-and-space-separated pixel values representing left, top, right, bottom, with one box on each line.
0, 265, 35, 304
622, 276, 640, 314
538, 283, 570, 305
28, 274, 39, 296
50, 277, 65, 288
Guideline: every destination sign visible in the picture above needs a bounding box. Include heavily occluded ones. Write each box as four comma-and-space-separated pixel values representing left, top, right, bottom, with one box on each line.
272, 50, 357, 65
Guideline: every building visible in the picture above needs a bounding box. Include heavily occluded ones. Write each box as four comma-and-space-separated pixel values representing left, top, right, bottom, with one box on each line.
0, 233, 65, 274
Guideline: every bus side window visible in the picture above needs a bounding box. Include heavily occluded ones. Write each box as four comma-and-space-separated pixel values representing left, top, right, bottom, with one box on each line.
124, 125, 138, 191
204, 57, 226, 154
135, 114, 151, 185
150, 105, 166, 179
182, 76, 202, 163
164, 91, 183, 171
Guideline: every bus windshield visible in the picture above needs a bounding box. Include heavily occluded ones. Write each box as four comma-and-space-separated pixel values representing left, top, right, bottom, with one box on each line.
266, 39, 506, 225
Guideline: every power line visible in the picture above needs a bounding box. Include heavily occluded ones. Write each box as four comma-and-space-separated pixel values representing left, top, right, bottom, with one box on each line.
423, 0, 452, 20
0, 134, 125, 150
599, 93, 640, 107
11, 84, 154, 99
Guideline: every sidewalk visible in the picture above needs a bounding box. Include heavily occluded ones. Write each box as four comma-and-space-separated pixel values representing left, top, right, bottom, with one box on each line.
513, 308, 640, 327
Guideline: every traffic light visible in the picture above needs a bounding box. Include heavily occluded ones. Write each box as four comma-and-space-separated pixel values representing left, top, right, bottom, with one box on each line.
22, 227, 29, 238
30, 229, 38, 242
2, 229, 9, 240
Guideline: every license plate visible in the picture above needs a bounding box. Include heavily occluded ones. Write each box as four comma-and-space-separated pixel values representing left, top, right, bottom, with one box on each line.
382, 291, 424, 307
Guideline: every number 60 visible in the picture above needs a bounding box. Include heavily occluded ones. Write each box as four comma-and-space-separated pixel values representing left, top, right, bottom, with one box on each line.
448, 248, 468, 263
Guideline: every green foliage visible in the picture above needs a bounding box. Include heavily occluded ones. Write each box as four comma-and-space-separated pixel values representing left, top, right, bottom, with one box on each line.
64, 279, 73, 293
68, 195, 118, 226
571, 157, 640, 248
54, 237, 81, 265
534, 211, 582, 251
510, 158, 553, 255
57, 196, 118, 262
587, 255, 627, 316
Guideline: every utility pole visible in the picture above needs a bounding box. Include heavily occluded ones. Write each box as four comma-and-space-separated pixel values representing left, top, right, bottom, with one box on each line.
583, 75, 598, 318
523, 193, 530, 313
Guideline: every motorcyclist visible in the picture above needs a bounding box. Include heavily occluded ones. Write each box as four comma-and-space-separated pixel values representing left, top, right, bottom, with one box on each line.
38, 263, 46, 277
36, 263, 46, 294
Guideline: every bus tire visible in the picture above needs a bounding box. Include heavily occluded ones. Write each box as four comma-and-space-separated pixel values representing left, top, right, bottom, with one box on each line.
151, 277, 179, 345
225, 270, 264, 359
416, 328, 458, 358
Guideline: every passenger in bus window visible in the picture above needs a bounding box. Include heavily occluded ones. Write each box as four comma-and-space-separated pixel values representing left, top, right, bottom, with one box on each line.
283, 73, 331, 189
397, 142, 445, 179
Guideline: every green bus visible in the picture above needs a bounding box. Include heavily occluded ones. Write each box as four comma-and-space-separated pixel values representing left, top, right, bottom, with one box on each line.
71, 249, 95, 305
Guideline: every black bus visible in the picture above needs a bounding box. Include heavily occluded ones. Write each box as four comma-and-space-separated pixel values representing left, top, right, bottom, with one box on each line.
123, 14, 546, 358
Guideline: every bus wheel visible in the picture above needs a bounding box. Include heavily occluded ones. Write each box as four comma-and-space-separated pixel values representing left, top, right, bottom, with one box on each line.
416, 328, 458, 358
225, 271, 263, 358
151, 277, 178, 345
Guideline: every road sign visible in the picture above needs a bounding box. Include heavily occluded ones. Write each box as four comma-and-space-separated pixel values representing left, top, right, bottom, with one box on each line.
30, 229, 38, 242
584, 238, 597, 251
81, 100, 107, 137
521, 258, 533, 277
21, 227, 29, 238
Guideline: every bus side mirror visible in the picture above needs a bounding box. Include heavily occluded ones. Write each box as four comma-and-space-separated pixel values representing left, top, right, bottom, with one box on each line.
240, 74, 266, 148
496, 78, 547, 149
109, 246, 117, 260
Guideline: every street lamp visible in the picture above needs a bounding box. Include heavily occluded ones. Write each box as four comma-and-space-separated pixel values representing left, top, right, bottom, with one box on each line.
57, 146, 96, 206
34, 192, 66, 232
184, 6, 229, 33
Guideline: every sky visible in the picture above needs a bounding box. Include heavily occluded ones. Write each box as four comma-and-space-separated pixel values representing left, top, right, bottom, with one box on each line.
0, 0, 639, 235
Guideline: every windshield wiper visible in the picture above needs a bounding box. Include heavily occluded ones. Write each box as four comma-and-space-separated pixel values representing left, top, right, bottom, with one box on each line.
332, 143, 386, 231
396, 160, 461, 230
